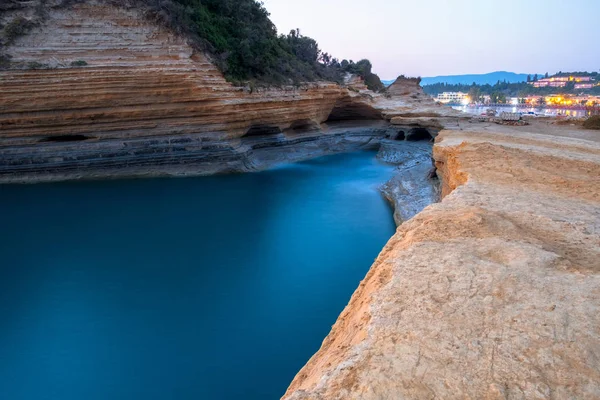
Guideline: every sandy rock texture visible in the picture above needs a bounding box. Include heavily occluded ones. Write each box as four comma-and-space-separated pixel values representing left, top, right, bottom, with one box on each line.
283, 121, 600, 399
0, 1, 461, 183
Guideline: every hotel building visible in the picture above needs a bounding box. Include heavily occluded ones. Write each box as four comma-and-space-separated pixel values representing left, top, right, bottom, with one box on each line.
531, 75, 595, 88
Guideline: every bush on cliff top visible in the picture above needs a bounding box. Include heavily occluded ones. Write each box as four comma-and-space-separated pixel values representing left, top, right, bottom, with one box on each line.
583, 115, 600, 130
0, 16, 36, 47
1, 0, 386, 89
140, 0, 385, 88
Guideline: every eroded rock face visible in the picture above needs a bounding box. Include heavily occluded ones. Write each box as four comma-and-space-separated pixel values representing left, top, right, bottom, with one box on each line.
377, 140, 439, 225
0, 1, 459, 183
283, 122, 600, 399
0, 3, 339, 139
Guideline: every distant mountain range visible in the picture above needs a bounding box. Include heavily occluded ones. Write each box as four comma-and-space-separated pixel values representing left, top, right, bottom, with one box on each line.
382, 71, 538, 87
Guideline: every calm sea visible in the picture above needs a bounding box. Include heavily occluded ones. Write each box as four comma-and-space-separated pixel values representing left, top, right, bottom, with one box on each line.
0, 151, 396, 400
453, 105, 591, 118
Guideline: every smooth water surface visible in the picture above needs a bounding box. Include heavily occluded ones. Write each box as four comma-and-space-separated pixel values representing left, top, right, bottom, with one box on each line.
453, 104, 591, 118
0, 152, 396, 400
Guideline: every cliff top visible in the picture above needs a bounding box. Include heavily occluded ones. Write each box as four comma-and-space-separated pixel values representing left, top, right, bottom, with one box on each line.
0, 0, 385, 89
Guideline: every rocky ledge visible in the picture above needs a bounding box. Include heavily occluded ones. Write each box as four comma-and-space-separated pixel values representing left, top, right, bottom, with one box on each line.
283, 120, 600, 399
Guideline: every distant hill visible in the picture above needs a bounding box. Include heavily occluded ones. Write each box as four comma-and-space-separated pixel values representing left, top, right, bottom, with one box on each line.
381, 72, 534, 87
420, 71, 533, 86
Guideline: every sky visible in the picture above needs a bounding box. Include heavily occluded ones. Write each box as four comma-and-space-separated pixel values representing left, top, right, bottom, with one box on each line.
262, 0, 600, 80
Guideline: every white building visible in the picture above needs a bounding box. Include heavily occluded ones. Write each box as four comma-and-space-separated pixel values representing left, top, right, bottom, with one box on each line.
532, 76, 595, 88
436, 92, 469, 104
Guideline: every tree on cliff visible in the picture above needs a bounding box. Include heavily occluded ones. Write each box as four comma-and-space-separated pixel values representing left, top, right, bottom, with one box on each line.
6, 0, 385, 89
142, 0, 384, 89
285, 29, 320, 64
340, 59, 385, 92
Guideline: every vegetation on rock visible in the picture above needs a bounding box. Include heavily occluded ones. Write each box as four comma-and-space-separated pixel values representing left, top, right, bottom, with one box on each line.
142, 0, 384, 88
0, 0, 383, 89
0, 16, 36, 47
583, 115, 600, 130
70, 60, 88, 67
26, 61, 49, 70
0, 0, 384, 89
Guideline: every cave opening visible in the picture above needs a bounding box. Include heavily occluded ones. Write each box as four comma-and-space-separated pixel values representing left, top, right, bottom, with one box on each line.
40, 135, 94, 142
325, 99, 384, 122
406, 128, 433, 141
394, 130, 406, 140
242, 125, 283, 138
288, 119, 320, 132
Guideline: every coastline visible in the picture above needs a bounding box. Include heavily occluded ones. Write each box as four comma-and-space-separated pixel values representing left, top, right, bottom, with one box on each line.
0, 122, 390, 184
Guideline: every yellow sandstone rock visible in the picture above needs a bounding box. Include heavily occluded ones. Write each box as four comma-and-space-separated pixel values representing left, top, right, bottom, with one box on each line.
283, 121, 600, 399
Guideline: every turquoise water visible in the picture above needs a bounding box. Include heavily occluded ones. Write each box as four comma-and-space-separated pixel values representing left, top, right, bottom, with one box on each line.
0, 152, 396, 400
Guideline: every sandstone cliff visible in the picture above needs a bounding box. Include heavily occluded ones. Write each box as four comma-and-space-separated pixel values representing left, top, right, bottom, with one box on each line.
283, 121, 600, 399
3, 2, 599, 399
0, 1, 459, 183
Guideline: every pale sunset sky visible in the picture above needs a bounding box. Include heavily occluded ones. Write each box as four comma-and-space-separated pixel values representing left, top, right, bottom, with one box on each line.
263, 0, 600, 80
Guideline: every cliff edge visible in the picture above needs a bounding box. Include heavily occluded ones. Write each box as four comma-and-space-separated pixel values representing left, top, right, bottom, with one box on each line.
0, 1, 460, 183
283, 121, 600, 399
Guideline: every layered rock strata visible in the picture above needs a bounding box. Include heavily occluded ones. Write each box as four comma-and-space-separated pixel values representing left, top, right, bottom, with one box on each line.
283, 121, 600, 399
0, 1, 460, 183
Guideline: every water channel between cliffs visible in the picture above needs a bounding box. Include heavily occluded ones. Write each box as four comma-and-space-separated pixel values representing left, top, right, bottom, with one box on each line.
0, 146, 435, 400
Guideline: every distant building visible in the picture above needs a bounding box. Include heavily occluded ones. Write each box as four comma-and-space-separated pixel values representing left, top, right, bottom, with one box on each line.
575, 83, 594, 89
533, 80, 567, 88
530, 75, 595, 88
524, 94, 600, 106
436, 92, 469, 104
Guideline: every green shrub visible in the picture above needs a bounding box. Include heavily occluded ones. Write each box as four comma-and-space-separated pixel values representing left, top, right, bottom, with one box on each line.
337, 59, 385, 92
0, 53, 12, 68
140, 0, 384, 88
26, 61, 48, 70
5, 0, 386, 89
70, 60, 88, 67
1, 16, 36, 46
583, 115, 600, 130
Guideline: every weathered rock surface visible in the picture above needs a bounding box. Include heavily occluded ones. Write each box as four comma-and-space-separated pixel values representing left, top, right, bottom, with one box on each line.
0, 1, 460, 183
283, 121, 600, 399
377, 140, 439, 225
